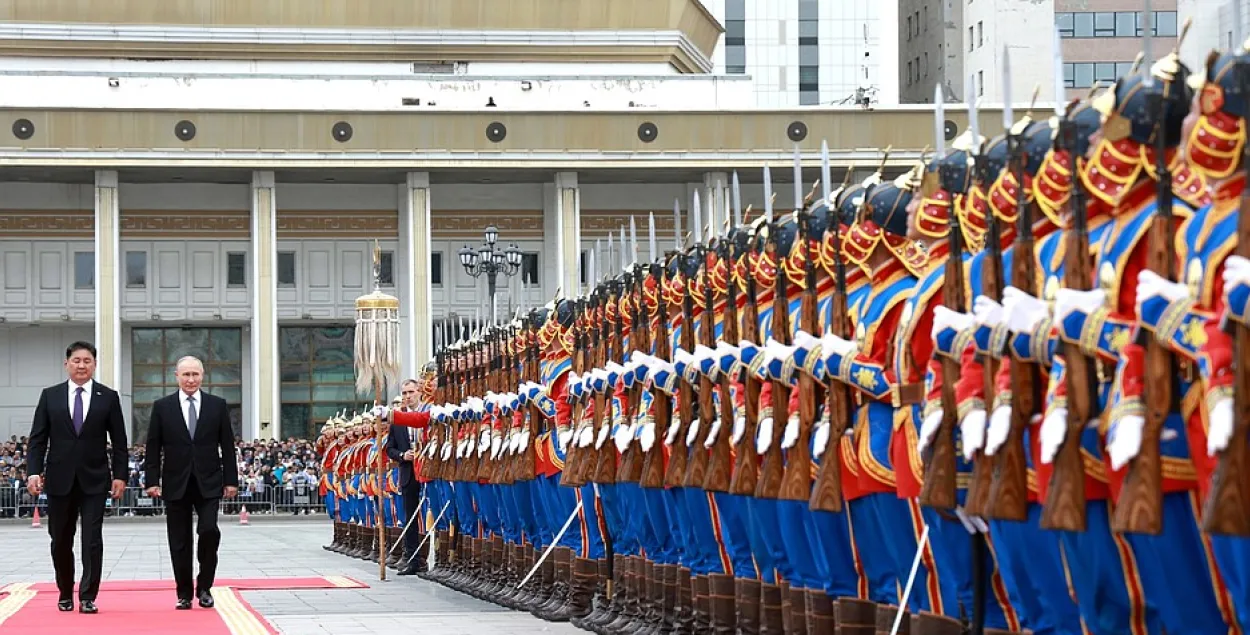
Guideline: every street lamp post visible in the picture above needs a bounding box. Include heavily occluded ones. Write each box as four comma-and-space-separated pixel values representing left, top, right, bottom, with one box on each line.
458, 224, 523, 324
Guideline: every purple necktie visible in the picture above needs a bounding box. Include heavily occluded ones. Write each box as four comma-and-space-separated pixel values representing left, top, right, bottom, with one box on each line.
73, 387, 84, 434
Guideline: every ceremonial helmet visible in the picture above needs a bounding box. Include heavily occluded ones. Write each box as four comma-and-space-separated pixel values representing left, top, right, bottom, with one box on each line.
846, 163, 926, 275
1082, 51, 1195, 207
834, 170, 883, 266
916, 131, 985, 241
1032, 99, 1104, 224
1185, 42, 1250, 180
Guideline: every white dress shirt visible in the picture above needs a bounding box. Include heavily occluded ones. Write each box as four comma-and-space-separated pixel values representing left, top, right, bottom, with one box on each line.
68, 379, 94, 416
181, 389, 202, 433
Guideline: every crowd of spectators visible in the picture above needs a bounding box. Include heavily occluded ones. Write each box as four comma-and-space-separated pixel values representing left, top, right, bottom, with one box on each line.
0, 435, 323, 518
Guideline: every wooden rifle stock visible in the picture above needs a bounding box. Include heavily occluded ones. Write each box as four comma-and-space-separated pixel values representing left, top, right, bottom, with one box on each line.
756, 260, 790, 500
563, 305, 590, 488
1202, 111, 1250, 535
1111, 90, 1175, 536
641, 262, 673, 489
619, 273, 649, 483
664, 264, 697, 489
780, 236, 821, 501
685, 250, 716, 488
1041, 117, 1094, 532
517, 327, 540, 482
729, 264, 763, 497
593, 286, 622, 485
705, 245, 739, 493
966, 183, 1004, 517
988, 196, 1040, 522
811, 218, 852, 512
919, 210, 967, 509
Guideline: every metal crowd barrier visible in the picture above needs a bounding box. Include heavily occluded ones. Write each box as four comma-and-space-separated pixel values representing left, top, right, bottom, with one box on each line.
0, 485, 326, 519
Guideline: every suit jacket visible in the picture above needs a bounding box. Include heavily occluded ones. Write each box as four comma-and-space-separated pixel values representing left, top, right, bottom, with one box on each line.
27, 381, 130, 497
385, 418, 418, 489
143, 391, 239, 501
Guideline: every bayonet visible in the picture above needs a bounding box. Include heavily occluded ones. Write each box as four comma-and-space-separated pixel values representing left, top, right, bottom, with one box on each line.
630, 216, 639, 267
935, 83, 947, 158
763, 166, 774, 222
732, 171, 743, 227
649, 212, 658, 262
673, 199, 684, 250
693, 190, 704, 245
792, 145, 803, 211
820, 140, 832, 205
1002, 46, 1014, 130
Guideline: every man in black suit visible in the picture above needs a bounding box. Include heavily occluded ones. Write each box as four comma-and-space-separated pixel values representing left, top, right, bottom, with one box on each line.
385, 377, 426, 574
143, 356, 239, 610
26, 341, 129, 614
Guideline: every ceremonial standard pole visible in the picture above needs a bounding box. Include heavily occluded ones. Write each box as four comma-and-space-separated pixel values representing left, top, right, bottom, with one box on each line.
354, 241, 403, 581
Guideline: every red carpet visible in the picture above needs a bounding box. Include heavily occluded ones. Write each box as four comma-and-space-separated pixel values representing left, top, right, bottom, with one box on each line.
0, 576, 369, 634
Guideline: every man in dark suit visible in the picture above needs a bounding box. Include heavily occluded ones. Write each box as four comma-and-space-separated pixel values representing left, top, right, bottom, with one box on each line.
385, 377, 426, 574
143, 356, 239, 610
26, 341, 129, 614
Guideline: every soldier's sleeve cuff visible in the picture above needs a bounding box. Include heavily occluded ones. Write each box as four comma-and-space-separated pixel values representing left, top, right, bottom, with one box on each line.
991, 390, 1013, 412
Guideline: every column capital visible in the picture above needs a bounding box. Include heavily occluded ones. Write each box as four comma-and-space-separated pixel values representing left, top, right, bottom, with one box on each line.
406, 171, 430, 189
252, 170, 275, 189
555, 171, 579, 190
94, 169, 118, 189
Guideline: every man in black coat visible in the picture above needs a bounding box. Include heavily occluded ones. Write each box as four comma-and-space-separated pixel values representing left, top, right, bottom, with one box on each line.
26, 341, 129, 614
144, 356, 239, 610
385, 378, 425, 574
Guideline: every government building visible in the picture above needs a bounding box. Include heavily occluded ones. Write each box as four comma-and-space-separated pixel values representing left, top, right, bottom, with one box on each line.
0, 0, 995, 442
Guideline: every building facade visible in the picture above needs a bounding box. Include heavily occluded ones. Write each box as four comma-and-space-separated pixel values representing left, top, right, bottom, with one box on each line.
0, 0, 991, 442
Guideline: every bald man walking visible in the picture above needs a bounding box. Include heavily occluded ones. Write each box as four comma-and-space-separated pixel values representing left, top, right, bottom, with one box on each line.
144, 356, 239, 610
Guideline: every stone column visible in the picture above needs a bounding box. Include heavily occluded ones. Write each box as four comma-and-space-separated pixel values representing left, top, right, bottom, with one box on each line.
93, 170, 121, 387
554, 172, 581, 298
250, 171, 278, 441
399, 172, 433, 372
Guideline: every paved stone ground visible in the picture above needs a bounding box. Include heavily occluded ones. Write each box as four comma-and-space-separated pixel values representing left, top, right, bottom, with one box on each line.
0, 517, 582, 634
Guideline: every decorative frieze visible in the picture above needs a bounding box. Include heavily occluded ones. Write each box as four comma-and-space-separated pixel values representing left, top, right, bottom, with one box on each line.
432, 210, 543, 240
0, 210, 93, 238
276, 210, 398, 239
121, 210, 250, 238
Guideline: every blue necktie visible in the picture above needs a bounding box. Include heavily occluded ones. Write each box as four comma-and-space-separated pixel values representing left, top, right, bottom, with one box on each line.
72, 387, 84, 434
187, 396, 198, 439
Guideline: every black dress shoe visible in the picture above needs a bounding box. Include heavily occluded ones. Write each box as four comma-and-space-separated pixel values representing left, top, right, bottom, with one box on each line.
57, 599, 73, 612
176, 598, 192, 610
79, 600, 98, 614
197, 591, 214, 609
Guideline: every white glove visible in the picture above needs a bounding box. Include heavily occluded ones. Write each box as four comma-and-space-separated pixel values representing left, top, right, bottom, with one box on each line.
596, 422, 610, 449
960, 409, 987, 461
780, 413, 800, 450
1039, 407, 1068, 464
577, 425, 594, 448
1003, 286, 1050, 334
493, 434, 506, 459
1208, 397, 1234, 456
519, 430, 531, 454
455, 440, 466, 459
479, 430, 491, 453
685, 418, 701, 447
441, 442, 452, 460
614, 424, 632, 453
1054, 288, 1106, 324
973, 296, 1005, 327
703, 418, 721, 449
756, 417, 775, 454
931, 306, 976, 341
371, 405, 390, 421
1224, 255, 1250, 286
823, 334, 857, 357
984, 405, 1012, 456
1136, 270, 1189, 304
558, 429, 573, 454
665, 418, 682, 446
812, 420, 831, 457
640, 420, 657, 452
917, 410, 943, 455
730, 415, 746, 445
1107, 415, 1144, 471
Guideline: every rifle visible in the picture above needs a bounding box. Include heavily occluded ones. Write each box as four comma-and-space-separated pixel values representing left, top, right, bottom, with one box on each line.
640, 258, 674, 489
966, 140, 1002, 518
478, 333, 498, 485
1040, 100, 1096, 531
563, 299, 590, 488
1203, 56, 1250, 536
780, 205, 823, 500
988, 120, 1040, 521
1112, 61, 1183, 536
756, 226, 792, 500
811, 164, 855, 512
618, 268, 649, 483
705, 237, 739, 493
919, 170, 968, 510
685, 247, 716, 488
518, 317, 540, 482
594, 279, 623, 485
664, 252, 699, 489
729, 222, 764, 497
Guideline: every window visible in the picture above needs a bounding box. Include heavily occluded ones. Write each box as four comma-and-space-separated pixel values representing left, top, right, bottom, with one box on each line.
907, 16, 913, 40
277, 251, 296, 287
1057, 12, 1074, 37
279, 326, 357, 440
227, 252, 246, 288
923, 5, 928, 30
125, 251, 146, 288
378, 250, 394, 286
798, 0, 819, 105
1115, 11, 1136, 37
1063, 62, 1075, 88
74, 252, 93, 289
1073, 12, 1094, 37
915, 12, 921, 35
1093, 12, 1115, 37
1094, 62, 1118, 84
978, 71, 984, 96
521, 253, 540, 287
580, 250, 588, 286
131, 327, 243, 441
1154, 11, 1177, 37
977, 21, 983, 48
430, 252, 444, 286
907, 61, 914, 85
969, 26, 974, 51
924, 53, 929, 77
725, 0, 746, 75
